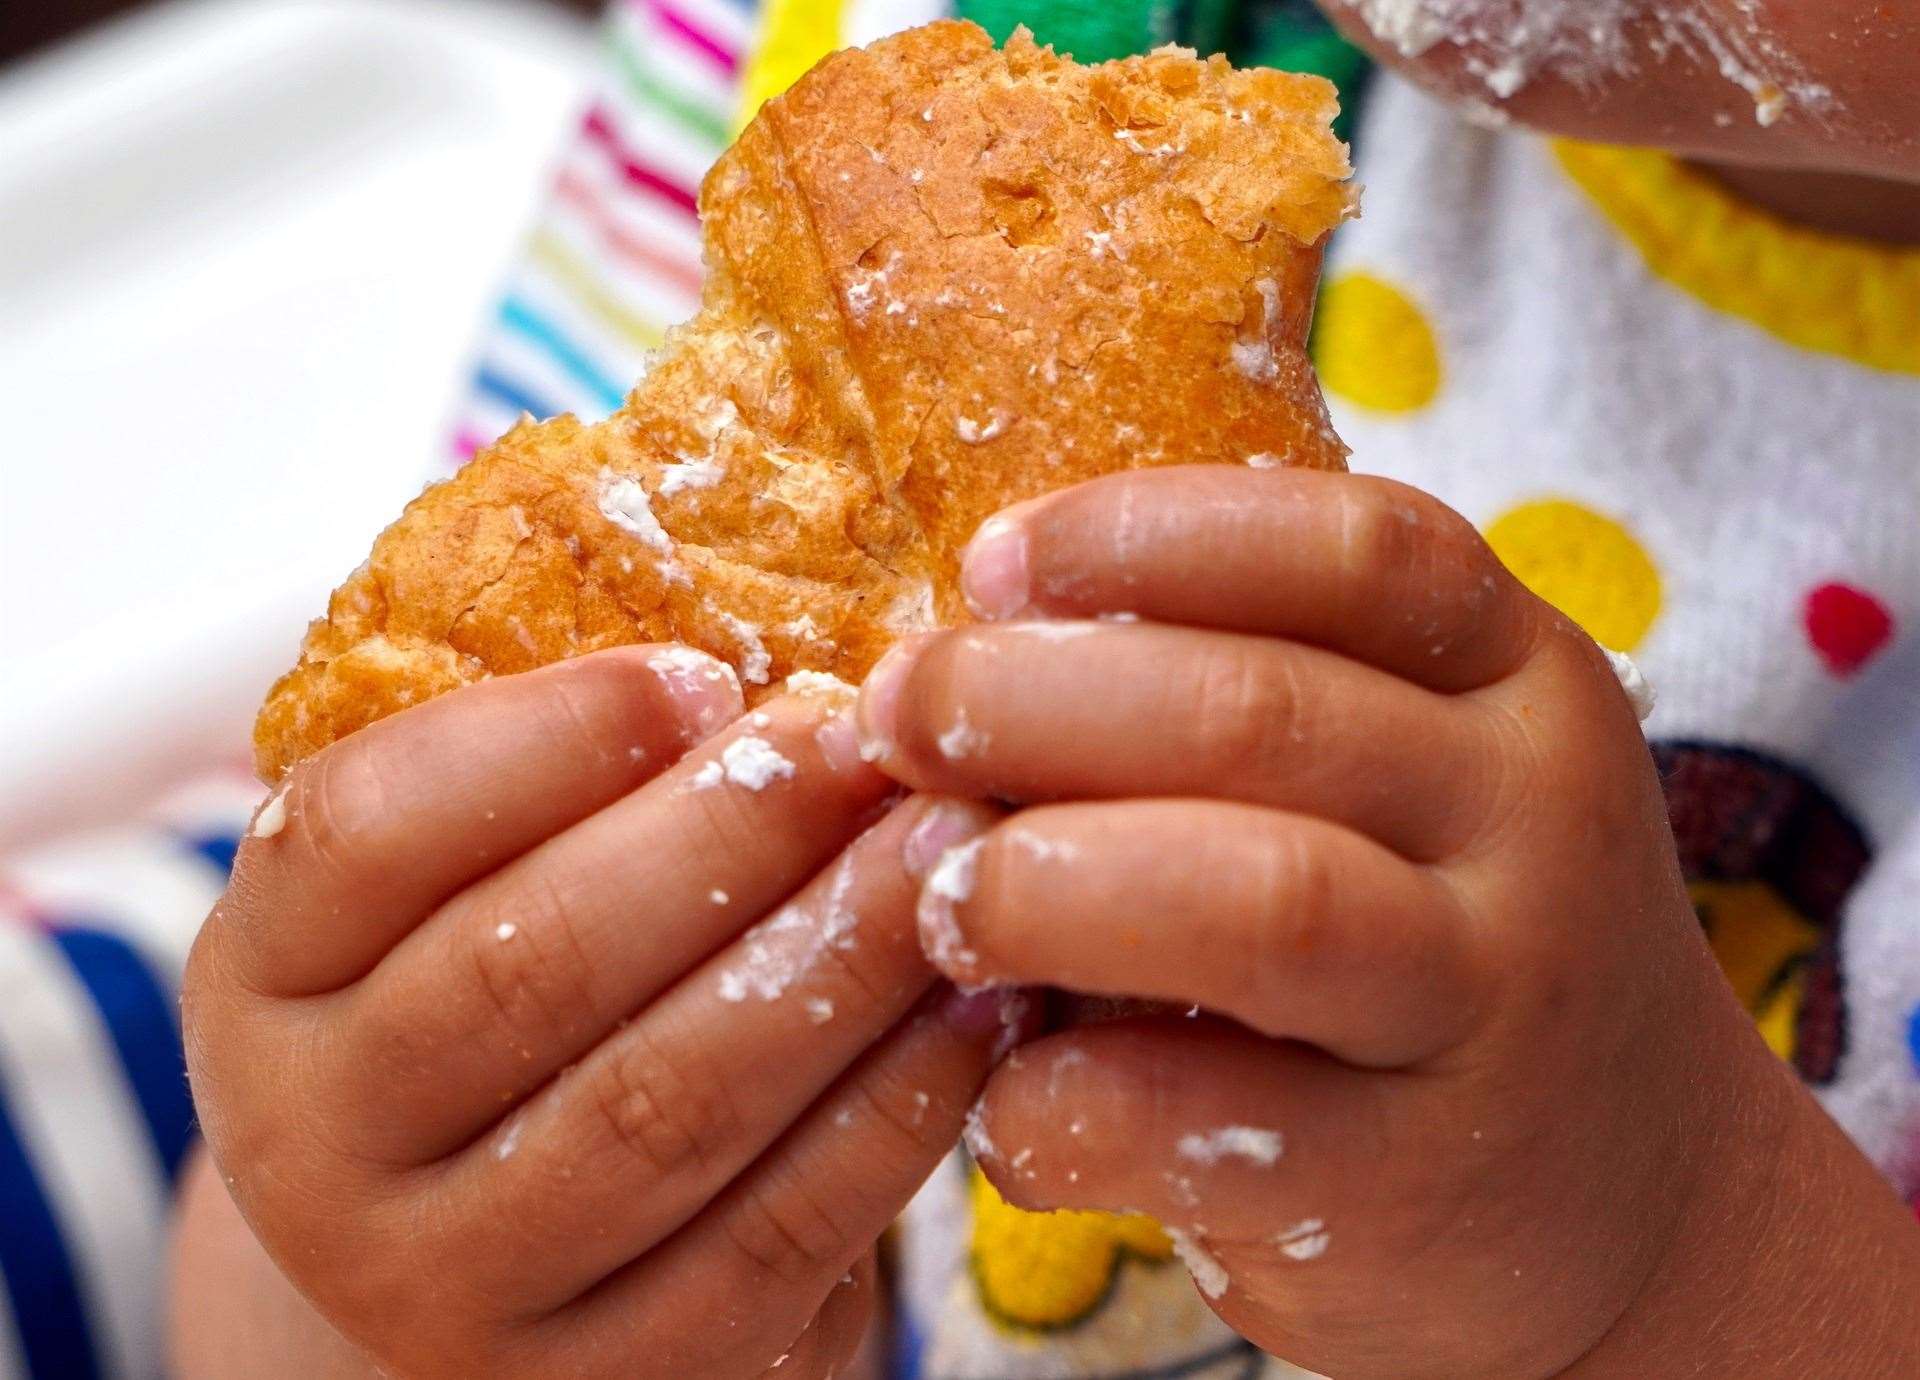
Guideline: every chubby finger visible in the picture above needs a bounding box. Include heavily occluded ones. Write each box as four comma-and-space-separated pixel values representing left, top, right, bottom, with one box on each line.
328, 690, 901, 1163
213, 646, 742, 995
860, 622, 1496, 860
970, 1020, 1394, 1295
918, 801, 1486, 1066
750, 1253, 880, 1379
415, 800, 1004, 1304
960, 468, 1538, 692
524, 985, 1020, 1377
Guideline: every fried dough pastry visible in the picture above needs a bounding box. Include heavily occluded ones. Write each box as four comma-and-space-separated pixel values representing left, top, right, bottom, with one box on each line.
254, 20, 1354, 780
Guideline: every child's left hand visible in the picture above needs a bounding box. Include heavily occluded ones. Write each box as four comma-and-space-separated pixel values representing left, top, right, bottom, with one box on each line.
856, 465, 1920, 1378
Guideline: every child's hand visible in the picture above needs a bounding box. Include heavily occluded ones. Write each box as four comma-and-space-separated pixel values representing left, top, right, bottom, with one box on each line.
184, 649, 1012, 1379
857, 467, 1920, 1377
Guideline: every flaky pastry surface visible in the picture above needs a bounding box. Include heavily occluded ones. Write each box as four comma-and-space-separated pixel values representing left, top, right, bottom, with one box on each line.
255, 21, 1354, 780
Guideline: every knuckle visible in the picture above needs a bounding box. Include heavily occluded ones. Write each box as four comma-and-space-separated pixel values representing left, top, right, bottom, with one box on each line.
1335, 482, 1430, 588
297, 743, 394, 892
844, 1073, 941, 1165
683, 775, 787, 869
1189, 642, 1308, 781
463, 874, 602, 1052
724, 1174, 851, 1288
531, 649, 665, 762
1246, 827, 1337, 1011
582, 1026, 740, 1187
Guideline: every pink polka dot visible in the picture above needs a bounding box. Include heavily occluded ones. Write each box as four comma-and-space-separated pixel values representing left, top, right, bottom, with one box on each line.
1803, 582, 1895, 678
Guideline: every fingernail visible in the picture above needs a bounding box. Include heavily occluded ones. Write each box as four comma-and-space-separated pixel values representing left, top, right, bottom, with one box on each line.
961, 515, 1030, 620
856, 640, 921, 764
813, 708, 869, 775
903, 802, 985, 878
941, 983, 1009, 1037
645, 646, 744, 743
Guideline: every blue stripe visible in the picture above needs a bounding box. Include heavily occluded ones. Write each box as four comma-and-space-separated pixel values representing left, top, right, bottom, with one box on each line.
887, 1303, 925, 1380
498, 297, 627, 413
0, 1070, 104, 1380
51, 927, 194, 1183
473, 365, 561, 422
184, 831, 241, 878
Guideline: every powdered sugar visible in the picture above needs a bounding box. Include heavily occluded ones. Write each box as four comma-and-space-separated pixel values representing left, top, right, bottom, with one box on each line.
937, 707, 990, 760
1177, 1125, 1285, 1167
250, 788, 288, 838
955, 412, 1008, 444
1164, 1227, 1230, 1299
657, 455, 725, 495
1007, 829, 1078, 864
714, 611, 771, 684
646, 647, 742, 734
918, 838, 984, 974
1230, 278, 1284, 384
884, 581, 939, 635
1275, 1218, 1331, 1261
720, 736, 795, 790
1346, 0, 1828, 122
785, 670, 855, 701
715, 864, 861, 1005
1114, 127, 1187, 157
598, 471, 691, 586
1605, 648, 1657, 722
843, 251, 902, 318
962, 1097, 998, 1161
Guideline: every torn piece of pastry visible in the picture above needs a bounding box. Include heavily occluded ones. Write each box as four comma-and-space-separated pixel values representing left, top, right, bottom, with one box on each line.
254, 20, 1355, 781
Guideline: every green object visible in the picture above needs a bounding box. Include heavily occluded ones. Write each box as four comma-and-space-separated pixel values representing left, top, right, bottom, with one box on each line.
1231, 0, 1372, 141
956, 0, 1179, 62
955, 0, 1373, 144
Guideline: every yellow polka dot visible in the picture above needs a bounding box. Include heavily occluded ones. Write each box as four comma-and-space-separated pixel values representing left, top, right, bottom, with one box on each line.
1483, 499, 1662, 652
968, 1168, 1171, 1330
735, 0, 845, 132
1311, 271, 1443, 414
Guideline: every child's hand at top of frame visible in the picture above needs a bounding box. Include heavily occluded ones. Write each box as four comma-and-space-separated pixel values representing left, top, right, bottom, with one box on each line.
182, 648, 1021, 1379
857, 465, 1920, 1379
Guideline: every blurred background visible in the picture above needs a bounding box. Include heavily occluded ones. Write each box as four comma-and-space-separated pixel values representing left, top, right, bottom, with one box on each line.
0, 0, 607, 848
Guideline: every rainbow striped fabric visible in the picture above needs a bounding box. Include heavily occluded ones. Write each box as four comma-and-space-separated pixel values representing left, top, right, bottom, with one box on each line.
450, 0, 747, 463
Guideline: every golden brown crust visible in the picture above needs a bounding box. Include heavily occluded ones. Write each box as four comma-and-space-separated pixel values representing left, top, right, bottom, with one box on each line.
253, 21, 1355, 781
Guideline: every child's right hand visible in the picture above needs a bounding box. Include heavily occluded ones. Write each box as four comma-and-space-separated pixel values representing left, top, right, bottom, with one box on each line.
183, 648, 1010, 1378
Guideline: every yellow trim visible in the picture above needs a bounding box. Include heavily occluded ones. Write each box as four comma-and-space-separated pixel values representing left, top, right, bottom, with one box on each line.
1554, 141, 1920, 376
735, 0, 844, 133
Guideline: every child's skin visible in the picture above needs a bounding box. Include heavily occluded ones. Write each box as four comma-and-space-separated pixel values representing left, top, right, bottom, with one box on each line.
176, 7, 1920, 1377
179, 656, 1018, 1376
1317, 0, 1920, 237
